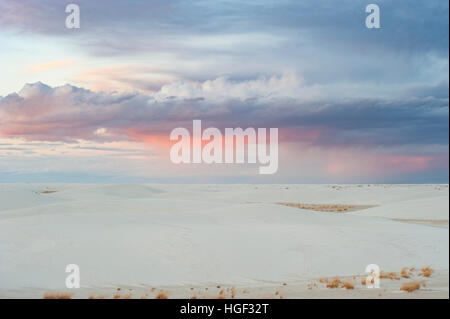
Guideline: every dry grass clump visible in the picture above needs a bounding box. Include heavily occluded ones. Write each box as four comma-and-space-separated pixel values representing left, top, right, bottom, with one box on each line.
326, 278, 342, 288
155, 291, 169, 299
217, 290, 226, 299
400, 281, 422, 293
361, 276, 376, 286
401, 267, 412, 279
277, 203, 356, 212
43, 292, 73, 299
341, 280, 355, 290
213, 287, 237, 299
215, 289, 229, 299
419, 266, 434, 277
318, 277, 355, 290
41, 190, 58, 194
313, 265, 434, 294
380, 271, 400, 280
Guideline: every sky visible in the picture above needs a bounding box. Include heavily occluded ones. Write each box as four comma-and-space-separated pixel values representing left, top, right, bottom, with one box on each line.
0, 0, 448, 183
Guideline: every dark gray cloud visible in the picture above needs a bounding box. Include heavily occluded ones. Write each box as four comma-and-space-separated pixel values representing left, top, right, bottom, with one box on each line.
1, 0, 447, 86
1, 0, 447, 53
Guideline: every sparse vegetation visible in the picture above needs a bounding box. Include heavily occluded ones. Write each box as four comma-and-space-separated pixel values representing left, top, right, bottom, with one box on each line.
35, 190, 58, 195
155, 291, 169, 299
419, 266, 434, 277
323, 277, 354, 290
341, 280, 355, 290
314, 265, 435, 294
326, 278, 342, 288
380, 271, 400, 280
276, 203, 375, 213
43, 292, 73, 299
400, 281, 421, 292
231, 287, 236, 298
401, 267, 412, 278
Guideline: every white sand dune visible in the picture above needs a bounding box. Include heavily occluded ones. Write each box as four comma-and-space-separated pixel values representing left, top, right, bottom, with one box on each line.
0, 184, 448, 298
354, 196, 449, 221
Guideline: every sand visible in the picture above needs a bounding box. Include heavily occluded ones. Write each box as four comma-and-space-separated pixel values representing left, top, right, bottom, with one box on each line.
0, 184, 448, 298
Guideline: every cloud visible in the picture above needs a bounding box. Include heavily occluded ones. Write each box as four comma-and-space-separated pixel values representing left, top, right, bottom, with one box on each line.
0, 1, 447, 183
1, 0, 447, 110
154, 71, 321, 101
26, 59, 75, 74
0, 79, 447, 151
1, 0, 447, 86
1, 1, 447, 55
73, 66, 180, 93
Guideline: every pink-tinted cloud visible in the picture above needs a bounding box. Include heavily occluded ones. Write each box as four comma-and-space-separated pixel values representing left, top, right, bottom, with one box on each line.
0, 81, 448, 182
0, 81, 447, 147
73, 66, 179, 93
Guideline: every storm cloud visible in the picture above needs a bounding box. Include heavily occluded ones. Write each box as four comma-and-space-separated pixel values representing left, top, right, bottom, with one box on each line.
0, 80, 447, 149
